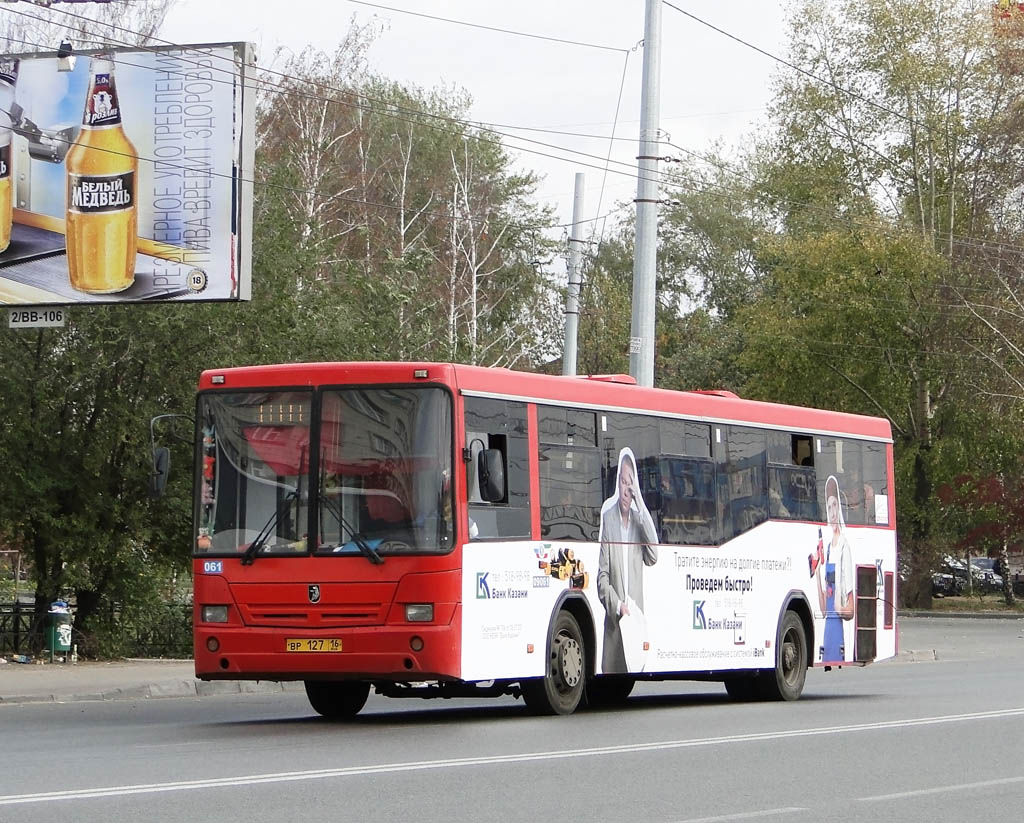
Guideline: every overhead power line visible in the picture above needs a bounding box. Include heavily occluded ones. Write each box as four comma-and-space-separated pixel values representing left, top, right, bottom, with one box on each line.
662, 1, 914, 127
13, 1, 711, 242
6, 3, 668, 192
344, 0, 629, 53
1, 17, 642, 234
7, 23, 1007, 265
661, 1, 1005, 176
19, 0, 1024, 265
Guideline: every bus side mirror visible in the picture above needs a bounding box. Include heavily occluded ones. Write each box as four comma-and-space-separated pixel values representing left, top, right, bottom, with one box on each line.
149, 413, 192, 499
150, 446, 170, 498
477, 448, 505, 502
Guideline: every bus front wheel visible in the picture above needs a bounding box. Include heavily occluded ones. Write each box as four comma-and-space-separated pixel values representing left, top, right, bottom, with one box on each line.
760, 611, 807, 701
522, 610, 586, 715
304, 680, 370, 718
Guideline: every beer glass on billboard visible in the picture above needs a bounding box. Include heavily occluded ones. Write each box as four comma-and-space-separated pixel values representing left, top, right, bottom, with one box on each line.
65, 56, 138, 293
0, 59, 17, 253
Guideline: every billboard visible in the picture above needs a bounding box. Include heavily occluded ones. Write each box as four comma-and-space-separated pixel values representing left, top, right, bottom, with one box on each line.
0, 43, 255, 305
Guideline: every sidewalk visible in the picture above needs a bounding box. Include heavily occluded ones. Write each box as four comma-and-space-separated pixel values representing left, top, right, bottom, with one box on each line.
0, 657, 302, 705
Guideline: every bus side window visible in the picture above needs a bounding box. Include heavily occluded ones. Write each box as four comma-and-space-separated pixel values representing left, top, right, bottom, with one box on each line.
816, 438, 887, 526
817, 437, 879, 526
464, 397, 530, 539
861, 442, 888, 525
767, 432, 818, 521
538, 445, 602, 541
658, 456, 716, 545
537, 406, 602, 542
723, 426, 768, 538
602, 411, 660, 501
658, 418, 716, 546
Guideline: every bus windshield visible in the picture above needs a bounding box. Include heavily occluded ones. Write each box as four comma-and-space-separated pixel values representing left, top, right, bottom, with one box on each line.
195, 386, 453, 557
196, 390, 311, 555
316, 387, 452, 555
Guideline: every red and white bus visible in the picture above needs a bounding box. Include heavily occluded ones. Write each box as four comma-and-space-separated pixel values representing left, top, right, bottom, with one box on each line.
192, 362, 897, 716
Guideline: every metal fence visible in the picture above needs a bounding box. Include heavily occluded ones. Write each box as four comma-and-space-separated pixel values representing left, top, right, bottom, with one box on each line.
126, 603, 193, 658
0, 602, 193, 659
0, 602, 44, 657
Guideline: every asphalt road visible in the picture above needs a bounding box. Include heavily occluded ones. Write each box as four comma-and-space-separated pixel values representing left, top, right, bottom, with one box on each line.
1, 615, 1022, 823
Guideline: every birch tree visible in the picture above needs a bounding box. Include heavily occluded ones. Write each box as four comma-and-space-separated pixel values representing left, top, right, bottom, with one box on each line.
444, 135, 554, 366
256, 25, 382, 284
1, 0, 173, 51
256, 44, 557, 366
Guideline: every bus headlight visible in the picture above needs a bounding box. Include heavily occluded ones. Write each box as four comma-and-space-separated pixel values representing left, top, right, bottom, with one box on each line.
201, 605, 229, 623
405, 603, 433, 623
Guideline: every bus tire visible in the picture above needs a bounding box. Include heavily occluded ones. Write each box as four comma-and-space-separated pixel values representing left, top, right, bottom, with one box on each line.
759, 610, 807, 701
521, 610, 586, 715
304, 681, 370, 718
587, 676, 635, 708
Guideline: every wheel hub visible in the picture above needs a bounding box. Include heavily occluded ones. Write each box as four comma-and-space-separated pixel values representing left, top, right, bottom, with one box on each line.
559, 635, 583, 689
782, 640, 796, 672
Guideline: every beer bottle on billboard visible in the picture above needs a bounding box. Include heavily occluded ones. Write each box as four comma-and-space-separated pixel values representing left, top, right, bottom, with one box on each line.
65, 56, 138, 293
0, 59, 17, 254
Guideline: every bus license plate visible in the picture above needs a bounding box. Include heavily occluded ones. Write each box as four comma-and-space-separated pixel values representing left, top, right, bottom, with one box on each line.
286, 638, 342, 652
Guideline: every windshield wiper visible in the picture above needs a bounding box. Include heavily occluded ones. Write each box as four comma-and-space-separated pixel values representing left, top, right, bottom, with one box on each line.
320, 493, 385, 565
240, 490, 298, 566
346, 530, 385, 565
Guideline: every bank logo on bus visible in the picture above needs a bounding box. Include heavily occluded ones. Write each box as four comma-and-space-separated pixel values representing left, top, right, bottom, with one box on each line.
693, 600, 706, 630
476, 572, 491, 599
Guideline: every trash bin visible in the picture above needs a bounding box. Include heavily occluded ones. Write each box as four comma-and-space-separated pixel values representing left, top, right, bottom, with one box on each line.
47, 601, 73, 661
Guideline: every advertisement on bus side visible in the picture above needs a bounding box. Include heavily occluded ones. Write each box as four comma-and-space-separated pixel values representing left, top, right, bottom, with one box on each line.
462, 521, 896, 682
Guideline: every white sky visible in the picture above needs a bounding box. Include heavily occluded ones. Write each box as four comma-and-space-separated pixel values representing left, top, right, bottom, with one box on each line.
161, 0, 790, 234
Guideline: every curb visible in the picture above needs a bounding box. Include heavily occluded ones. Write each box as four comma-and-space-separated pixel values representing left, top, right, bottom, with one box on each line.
0, 679, 305, 705
899, 610, 1024, 620
893, 649, 939, 662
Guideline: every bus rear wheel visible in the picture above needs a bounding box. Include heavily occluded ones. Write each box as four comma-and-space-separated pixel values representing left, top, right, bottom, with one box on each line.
522, 610, 586, 715
759, 611, 807, 701
304, 680, 370, 718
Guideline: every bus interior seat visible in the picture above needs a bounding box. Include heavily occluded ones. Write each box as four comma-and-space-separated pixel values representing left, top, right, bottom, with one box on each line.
366, 490, 408, 524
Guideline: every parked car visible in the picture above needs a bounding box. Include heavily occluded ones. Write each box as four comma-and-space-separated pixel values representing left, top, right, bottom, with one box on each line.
931, 571, 957, 597
938, 556, 969, 593
970, 558, 1004, 592
935, 555, 1006, 594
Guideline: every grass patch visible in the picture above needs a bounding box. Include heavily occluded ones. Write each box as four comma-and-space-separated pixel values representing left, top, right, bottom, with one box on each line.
929, 593, 1024, 613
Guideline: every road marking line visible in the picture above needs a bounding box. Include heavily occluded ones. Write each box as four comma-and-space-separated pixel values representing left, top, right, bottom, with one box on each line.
671, 809, 807, 822
861, 775, 1024, 802
2, 707, 1023, 805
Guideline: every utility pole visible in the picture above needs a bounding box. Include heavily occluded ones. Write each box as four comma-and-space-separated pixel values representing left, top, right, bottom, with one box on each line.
562, 173, 585, 376
629, 0, 662, 387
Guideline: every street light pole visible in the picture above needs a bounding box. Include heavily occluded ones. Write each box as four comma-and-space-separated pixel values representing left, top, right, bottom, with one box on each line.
629, 0, 662, 387
563, 173, 585, 376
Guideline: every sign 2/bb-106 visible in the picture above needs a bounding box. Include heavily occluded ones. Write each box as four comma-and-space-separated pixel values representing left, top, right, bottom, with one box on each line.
8, 308, 65, 328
